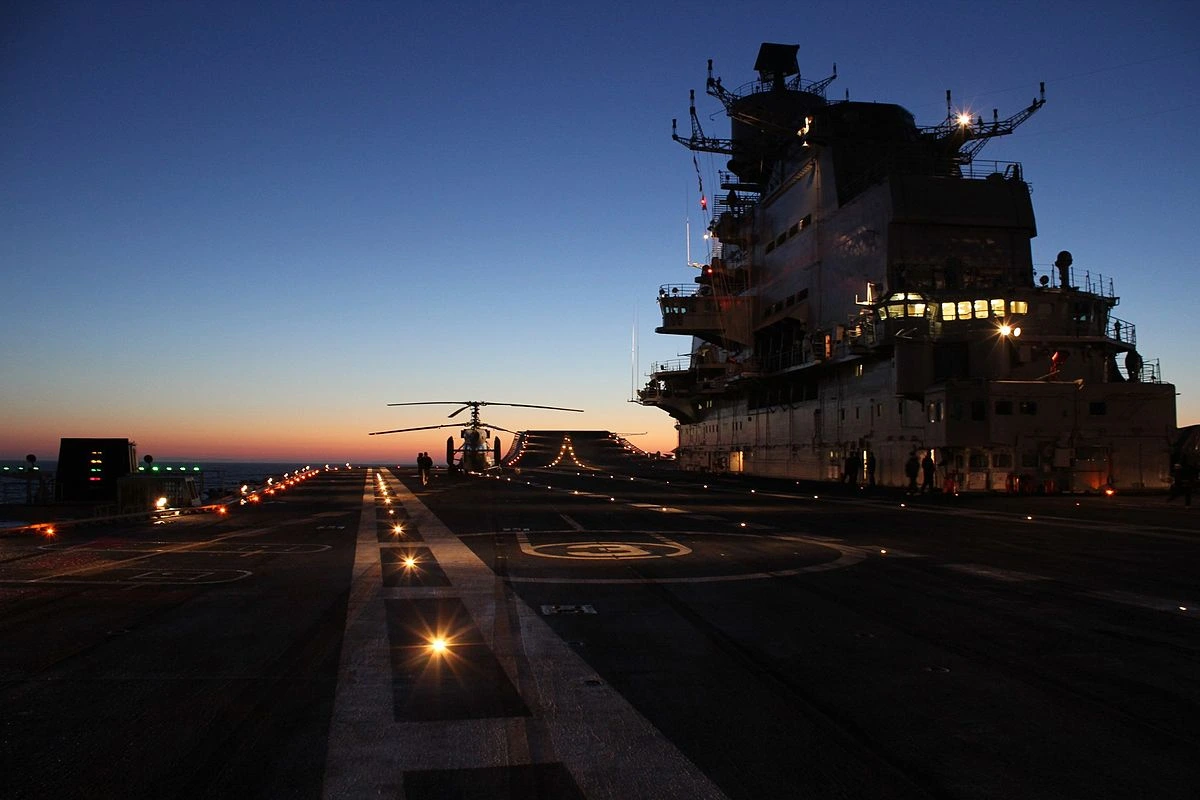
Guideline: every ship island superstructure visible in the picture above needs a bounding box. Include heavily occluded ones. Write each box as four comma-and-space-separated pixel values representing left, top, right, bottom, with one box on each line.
640, 43, 1177, 492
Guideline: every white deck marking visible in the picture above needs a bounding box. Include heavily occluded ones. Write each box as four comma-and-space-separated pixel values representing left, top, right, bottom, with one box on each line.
321, 471, 729, 799
1083, 589, 1196, 614
942, 563, 1049, 582
517, 534, 692, 561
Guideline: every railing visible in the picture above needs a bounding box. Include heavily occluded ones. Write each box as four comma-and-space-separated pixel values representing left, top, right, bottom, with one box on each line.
1107, 315, 1136, 348
1031, 266, 1117, 299
659, 283, 704, 298
648, 358, 692, 374
726, 73, 833, 100
955, 160, 1025, 180
1134, 357, 1163, 384
0, 469, 53, 504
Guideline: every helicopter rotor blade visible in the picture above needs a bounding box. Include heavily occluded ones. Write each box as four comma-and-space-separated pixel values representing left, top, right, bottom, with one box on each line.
478, 423, 518, 434
368, 423, 464, 436
447, 405, 471, 419
479, 402, 584, 413
385, 401, 473, 407
385, 400, 583, 413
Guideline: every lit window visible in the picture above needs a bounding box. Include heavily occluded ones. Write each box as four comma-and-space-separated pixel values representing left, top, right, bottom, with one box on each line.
907, 302, 926, 317
878, 306, 888, 319
1011, 300, 1028, 315
958, 301, 972, 318
888, 304, 904, 318
941, 302, 956, 320
974, 300, 989, 319
990, 299, 1005, 316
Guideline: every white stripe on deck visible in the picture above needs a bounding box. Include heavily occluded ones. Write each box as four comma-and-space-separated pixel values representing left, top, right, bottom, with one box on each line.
321, 471, 728, 800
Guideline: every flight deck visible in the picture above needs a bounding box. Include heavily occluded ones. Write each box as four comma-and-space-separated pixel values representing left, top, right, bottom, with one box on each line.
2, 452, 1197, 799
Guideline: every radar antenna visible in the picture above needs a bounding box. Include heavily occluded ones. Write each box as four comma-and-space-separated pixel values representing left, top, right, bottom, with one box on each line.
924, 83, 1047, 164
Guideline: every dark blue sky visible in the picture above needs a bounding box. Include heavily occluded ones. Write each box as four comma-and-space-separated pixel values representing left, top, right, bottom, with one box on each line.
3, 0, 1197, 459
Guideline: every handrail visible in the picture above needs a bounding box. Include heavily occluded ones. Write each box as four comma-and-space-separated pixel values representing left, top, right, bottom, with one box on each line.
1032, 266, 1117, 298
659, 283, 704, 298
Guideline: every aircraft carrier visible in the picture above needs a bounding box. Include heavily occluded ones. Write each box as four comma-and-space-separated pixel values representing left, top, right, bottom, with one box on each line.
640, 43, 1178, 494
2, 432, 1198, 799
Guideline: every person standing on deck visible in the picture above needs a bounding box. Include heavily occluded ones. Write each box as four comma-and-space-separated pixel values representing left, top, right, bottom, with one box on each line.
904, 451, 920, 494
921, 450, 936, 494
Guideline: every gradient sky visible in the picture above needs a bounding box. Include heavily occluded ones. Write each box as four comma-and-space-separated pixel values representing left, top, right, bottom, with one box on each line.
3, 1, 1197, 463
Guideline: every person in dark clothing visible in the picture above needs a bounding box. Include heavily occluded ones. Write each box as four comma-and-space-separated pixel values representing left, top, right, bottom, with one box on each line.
418, 452, 431, 486
866, 450, 877, 488
1167, 462, 1195, 506
848, 450, 863, 487
904, 451, 920, 494
921, 451, 936, 493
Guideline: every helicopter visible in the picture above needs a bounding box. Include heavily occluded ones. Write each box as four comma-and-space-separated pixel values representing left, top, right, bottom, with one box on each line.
368, 400, 583, 473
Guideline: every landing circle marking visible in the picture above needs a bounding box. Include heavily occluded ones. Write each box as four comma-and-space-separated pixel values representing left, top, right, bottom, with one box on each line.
494, 530, 863, 585
523, 541, 691, 560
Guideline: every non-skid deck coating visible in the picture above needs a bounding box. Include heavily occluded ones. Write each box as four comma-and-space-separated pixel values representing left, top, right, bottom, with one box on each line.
319, 470, 727, 799
4, 466, 1198, 799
